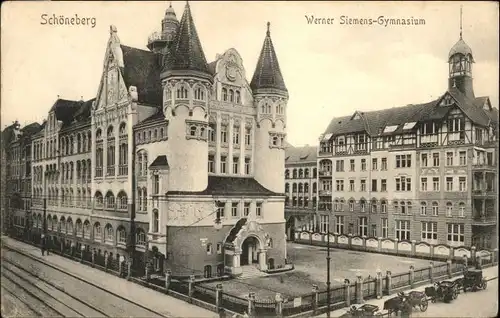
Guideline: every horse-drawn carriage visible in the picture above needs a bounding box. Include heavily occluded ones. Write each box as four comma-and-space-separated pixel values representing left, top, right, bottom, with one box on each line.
424, 280, 459, 303
339, 304, 384, 317
463, 268, 488, 292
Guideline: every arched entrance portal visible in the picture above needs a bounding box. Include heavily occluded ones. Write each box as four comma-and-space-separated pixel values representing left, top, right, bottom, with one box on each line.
241, 236, 259, 266
286, 216, 296, 241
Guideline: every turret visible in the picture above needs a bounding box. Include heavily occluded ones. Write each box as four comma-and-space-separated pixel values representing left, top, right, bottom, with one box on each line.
251, 22, 288, 194
448, 7, 475, 99
147, 2, 179, 54
161, 1, 213, 192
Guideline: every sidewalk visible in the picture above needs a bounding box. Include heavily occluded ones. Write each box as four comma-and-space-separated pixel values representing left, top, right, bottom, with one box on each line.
318, 265, 498, 317
1, 237, 217, 318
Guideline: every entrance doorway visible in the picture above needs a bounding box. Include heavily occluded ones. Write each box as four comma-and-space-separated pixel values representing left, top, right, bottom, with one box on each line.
241, 236, 259, 266
286, 217, 296, 241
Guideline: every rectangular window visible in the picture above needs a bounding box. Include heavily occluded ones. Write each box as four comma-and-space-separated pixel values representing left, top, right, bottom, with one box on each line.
216, 201, 225, 219
349, 201, 354, 211
371, 179, 377, 192
446, 203, 453, 217
447, 223, 465, 244
335, 216, 344, 234
220, 125, 227, 143
381, 157, 387, 170
446, 177, 453, 191
361, 159, 366, 171
350, 159, 355, 171
446, 152, 454, 166
371, 224, 377, 237
153, 175, 159, 195
233, 127, 240, 145
459, 177, 466, 191
244, 158, 251, 174
395, 177, 411, 191
381, 201, 387, 213
421, 154, 428, 167
256, 202, 262, 217
208, 155, 215, 173
244, 202, 250, 216
231, 202, 238, 217
372, 158, 378, 171
432, 203, 439, 216
395, 154, 412, 168
358, 217, 368, 236
335, 160, 344, 172
381, 179, 387, 192
421, 221, 438, 242
420, 203, 427, 215
432, 177, 440, 191
349, 180, 355, 192
245, 128, 251, 146
360, 179, 366, 192
421, 177, 428, 191
217, 243, 222, 254
336, 179, 344, 191
459, 151, 467, 165
395, 220, 410, 241
208, 124, 216, 142
433, 153, 440, 166
320, 215, 329, 233
232, 157, 239, 174
382, 218, 388, 238
220, 156, 227, 173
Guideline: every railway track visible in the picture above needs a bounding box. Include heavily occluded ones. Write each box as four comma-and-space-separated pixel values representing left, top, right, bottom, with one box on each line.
1, 247, 169, 318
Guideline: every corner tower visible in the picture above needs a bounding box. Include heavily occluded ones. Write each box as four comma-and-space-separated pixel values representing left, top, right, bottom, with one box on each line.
251, 22, 288, 193
448, 7, 475, 99
160, 1, 213, 192
147, 2, 179, 54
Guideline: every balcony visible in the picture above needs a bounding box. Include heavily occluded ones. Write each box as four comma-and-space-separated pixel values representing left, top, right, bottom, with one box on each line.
471, 189, 496, 198
472, 215, 497, 226
318, 190, 332, 196
319, 170, 332, 178
472, 162, 497, 172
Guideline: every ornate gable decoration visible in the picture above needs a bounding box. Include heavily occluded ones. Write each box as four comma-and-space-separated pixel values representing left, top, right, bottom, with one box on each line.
439, 93, 455, 107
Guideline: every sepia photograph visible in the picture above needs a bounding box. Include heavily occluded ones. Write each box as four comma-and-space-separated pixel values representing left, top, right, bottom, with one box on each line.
1, 1, 498, 317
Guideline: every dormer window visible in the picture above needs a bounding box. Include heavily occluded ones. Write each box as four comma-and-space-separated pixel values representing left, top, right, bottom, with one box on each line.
383, 125, 398, 133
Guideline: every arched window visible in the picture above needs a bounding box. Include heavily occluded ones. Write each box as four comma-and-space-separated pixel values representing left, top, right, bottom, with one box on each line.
117, 227, 126, 244
285, 183, 290, 192
285, 170, 290, 179
152, 209, 159, 233
93, 222, 102, 241
67, 217, 73, 235
94, 191, 103, 208
206, 243, 213, 255
105, 191, 115, 209
432, 201, 439, 216
83, 220, 90, 239
47, 215, 52, 230
119, 122, 126, 136
60, 216, 66, 233
194, 86, 205, 100
177, 85, 188, 99
304, 168, 309, 178
446, 202, 453, 217
298, 183, 303, 192
293, 169, 297, 178
222, 88, 227, 101
313, 182, 317, 193
96, 128, 102, 140
458, 202, 465, 217
298, 169, 303, 178
381, 200, 387, 213
400, 201, 406, 214
76, 219, 83, 237
420, 202, 427, 215
235, 91, 241, 104
229, 89, 234, 102
142, 187, 148, 211
52, 215, 58, 231
267, 238, 273, 248
371, 199, 378, 213
360, 199, 366, 212
117, 191, 127, 210
292, 183, 297, 192
304, 183, 309, 193
105, 224, 113, 243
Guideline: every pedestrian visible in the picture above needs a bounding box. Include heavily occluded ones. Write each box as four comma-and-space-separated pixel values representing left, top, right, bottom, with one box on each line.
41, 234, 46, 256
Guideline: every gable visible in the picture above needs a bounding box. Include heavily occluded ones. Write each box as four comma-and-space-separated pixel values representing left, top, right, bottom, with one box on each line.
438, 92, 456, 107
96, 51, 129, 110
351, 111, 363, 120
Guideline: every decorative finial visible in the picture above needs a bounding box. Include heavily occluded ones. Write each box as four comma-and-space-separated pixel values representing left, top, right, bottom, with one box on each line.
57, 94, 60, 99
186, 0, 189, 7
267, 22, 270, 36
81, 96, 84, 100
169, 1, 172, 8
110, 25, 117, 34
459, 6, 463, 39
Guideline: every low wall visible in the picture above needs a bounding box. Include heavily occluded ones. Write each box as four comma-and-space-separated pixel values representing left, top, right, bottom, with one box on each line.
294, 231, 499, 266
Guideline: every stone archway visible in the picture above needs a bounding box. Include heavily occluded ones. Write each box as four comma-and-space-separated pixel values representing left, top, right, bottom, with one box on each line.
223, 220, 270, 275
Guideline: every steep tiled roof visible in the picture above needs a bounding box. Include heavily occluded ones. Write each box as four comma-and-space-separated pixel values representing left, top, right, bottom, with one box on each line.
149, 155, 169, 168
20, 122, 42, 136
51, 99, 83, 122
449, 38, 474, 61
134, 110, 165, 128
250, 22, 287, 93
285, 145, 318, 164
166, 176, 282, 196
324, 88, 496, 137
120, 45, 163, 106
162, 2, 211, 79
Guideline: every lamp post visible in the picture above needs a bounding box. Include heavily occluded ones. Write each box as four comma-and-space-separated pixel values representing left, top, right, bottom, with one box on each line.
326, 214, 331, 318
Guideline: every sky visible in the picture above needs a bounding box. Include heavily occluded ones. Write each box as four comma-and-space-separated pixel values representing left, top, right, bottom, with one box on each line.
1, 1, 499, 147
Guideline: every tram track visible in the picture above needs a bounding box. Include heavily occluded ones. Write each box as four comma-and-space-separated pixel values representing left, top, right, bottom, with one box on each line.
1, 247, 170, 318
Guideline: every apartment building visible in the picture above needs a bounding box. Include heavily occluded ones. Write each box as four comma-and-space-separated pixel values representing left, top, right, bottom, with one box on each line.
317, 31, 498, 249
284, 145, 318, 238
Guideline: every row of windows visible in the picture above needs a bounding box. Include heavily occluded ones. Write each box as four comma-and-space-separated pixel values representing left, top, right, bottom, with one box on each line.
135, 126, 167, 145
285, 197, 317, 207
285, 182, 318, 193
421, 176, 468, 192
208, 155, 251, 174
59, 131, 92, 156
165, 85, 208, 102
317, 216, 466, 244
215, 201, 263, 219
95, 142, 128, 178
207, 124, 252, 146
285, 168, 318, 179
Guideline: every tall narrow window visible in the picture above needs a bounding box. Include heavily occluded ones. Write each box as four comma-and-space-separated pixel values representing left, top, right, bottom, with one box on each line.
153, 175, 159, 194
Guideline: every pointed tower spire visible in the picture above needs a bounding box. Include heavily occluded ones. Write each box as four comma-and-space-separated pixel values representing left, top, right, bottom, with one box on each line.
459, 5, 463, 39
161, 1, 211, 81
250, 22, 288, 94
